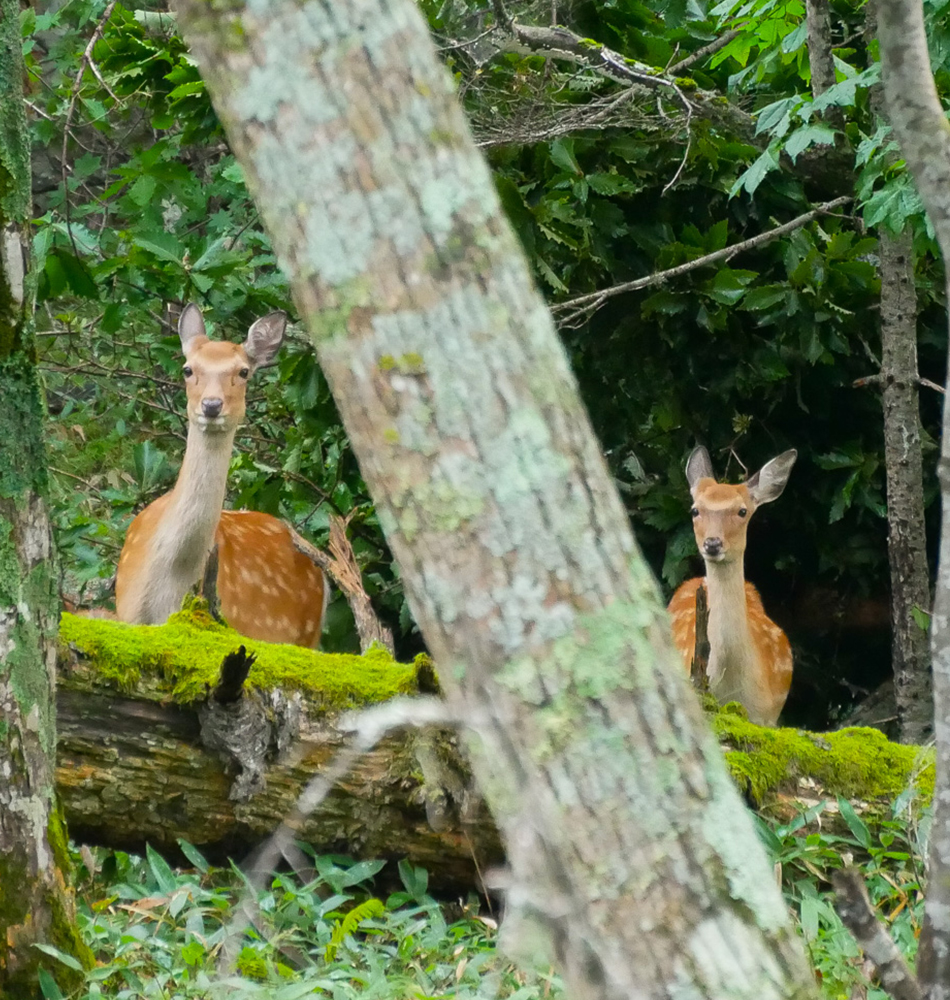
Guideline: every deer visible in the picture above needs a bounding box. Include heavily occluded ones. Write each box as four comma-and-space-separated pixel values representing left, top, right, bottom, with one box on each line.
115, 304, 327, 648
667, 446, 797, 726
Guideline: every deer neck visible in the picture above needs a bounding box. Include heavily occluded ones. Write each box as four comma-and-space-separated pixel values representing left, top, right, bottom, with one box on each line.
703, 557, 758, 706
153, 423, 235, 575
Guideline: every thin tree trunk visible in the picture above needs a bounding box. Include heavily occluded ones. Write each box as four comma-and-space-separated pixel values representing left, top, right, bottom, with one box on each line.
878, 1, 950, 993
879, 231, 933, 743
0, 3, 91, 993
861, 0, 934, 745
175, 2, 819, 996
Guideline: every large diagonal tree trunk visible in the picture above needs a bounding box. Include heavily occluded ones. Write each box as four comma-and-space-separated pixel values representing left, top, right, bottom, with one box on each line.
0, 2, 91, 994
174, 2, 819, 996
878, 0, 950, 991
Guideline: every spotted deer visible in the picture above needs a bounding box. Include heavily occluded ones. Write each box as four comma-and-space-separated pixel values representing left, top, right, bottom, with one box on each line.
115, 305, 327, 647
667, 446, 797, 725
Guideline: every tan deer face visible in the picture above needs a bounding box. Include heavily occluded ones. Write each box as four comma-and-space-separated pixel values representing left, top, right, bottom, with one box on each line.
689, 480, 755, 564
177, 304, 286, 435
686, 447, 797, 566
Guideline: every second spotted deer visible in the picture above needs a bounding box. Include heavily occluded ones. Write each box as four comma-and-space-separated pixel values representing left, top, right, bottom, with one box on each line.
667, 446, 797, 725
115, 305, 326, 647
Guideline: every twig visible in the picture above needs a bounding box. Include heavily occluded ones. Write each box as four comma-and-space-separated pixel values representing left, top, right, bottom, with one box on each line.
668, 29, 744, 74
553, 195, 852, 326
831, 868, 924, 1000
852, 372, 945, 394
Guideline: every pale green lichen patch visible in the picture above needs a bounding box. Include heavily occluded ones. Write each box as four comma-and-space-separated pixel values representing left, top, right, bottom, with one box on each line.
58, 604, 430, 711
714, 707, 935, 803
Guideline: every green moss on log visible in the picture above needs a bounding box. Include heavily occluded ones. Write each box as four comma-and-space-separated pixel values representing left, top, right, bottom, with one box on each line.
59, 600, 434, 710
714, 705, 934, 803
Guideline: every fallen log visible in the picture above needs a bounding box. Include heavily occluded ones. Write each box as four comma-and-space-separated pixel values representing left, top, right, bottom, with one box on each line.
56, 605, 935, 891
56, 604, 501, 892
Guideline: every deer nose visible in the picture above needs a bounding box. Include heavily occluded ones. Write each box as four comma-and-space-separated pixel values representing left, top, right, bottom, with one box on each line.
703, 537, 723, 557
202, 398, 224, 418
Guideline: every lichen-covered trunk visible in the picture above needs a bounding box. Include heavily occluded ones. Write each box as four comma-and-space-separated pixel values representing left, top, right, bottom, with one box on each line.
878, 231, 932, 744
0, 3, 91, 994
175, 2, 819, 996
878, 0, 950, 992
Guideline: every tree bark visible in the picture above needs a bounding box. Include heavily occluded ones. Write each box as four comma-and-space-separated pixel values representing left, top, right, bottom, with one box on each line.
879, 232, 933, 744
174, 2, 819, 997
806, 0, 837, 98
860, 0, 934, 746
0, 3, 92, 993
878, 1, 950, 994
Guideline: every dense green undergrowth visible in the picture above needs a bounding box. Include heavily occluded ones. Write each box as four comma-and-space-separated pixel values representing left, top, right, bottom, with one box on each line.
38, 792, 926, 1000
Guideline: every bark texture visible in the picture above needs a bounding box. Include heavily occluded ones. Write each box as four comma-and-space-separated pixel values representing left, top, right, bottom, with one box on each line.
806, 0, 836, 97
175, 2, 819, 997
0, 2, 91, 993
56, 671, 498, 890
878, 2, 950, 994
879, 232, 932, 744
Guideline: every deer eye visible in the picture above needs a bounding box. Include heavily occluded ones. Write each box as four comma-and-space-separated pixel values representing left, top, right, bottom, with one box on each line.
737, 508, 748, 518
690, 507, 699, 518
239, 367, 250, 379
183, 366, 193, 378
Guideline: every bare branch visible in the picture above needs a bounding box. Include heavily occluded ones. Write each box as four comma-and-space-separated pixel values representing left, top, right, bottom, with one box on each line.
553, 195, 852, 326
286, 515, 395, 654
668, 29, 743, 74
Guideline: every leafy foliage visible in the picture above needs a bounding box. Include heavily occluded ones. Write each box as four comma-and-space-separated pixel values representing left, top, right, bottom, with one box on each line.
43, 845, 559, 1000
41, 797, 928, 1000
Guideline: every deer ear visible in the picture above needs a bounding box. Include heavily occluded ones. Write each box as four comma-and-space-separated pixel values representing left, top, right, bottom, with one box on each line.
686, 446, 716, 494
178, 304, 208, 354
746, 449, 797, 506
243, 311, 286, 370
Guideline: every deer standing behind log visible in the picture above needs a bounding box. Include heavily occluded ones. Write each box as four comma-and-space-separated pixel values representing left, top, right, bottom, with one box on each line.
115, 305, 327, 647
667, 446, 797, 725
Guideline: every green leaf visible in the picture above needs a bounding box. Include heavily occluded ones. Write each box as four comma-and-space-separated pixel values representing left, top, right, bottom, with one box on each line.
742, 284, 787, 311
587, 172, 638, 196
549, 137, 582, 176
37, 968, 65, 1000
706, 268, 756, 305
132, 230, 185, 264
784, 123, 836, 164
221, 160, 245, 183
837, 797, 872, 849
911, 605, 931, 632
127, 174, 158, 206
56, 252, 99, 298
33, 944, 84, 972
730, 145, 780, 198
177, 838, 210, 872
133, 441, 169, 491
146, 842, 178, 894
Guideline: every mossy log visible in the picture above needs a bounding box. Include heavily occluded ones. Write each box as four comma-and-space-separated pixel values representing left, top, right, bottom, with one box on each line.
56, 608, 934, 888
56, 607, 501, 892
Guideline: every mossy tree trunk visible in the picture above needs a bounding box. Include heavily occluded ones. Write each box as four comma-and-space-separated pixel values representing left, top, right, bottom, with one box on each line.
175, 2, 819, 996
879, 0, 950, 989
0, 4, 91, 994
